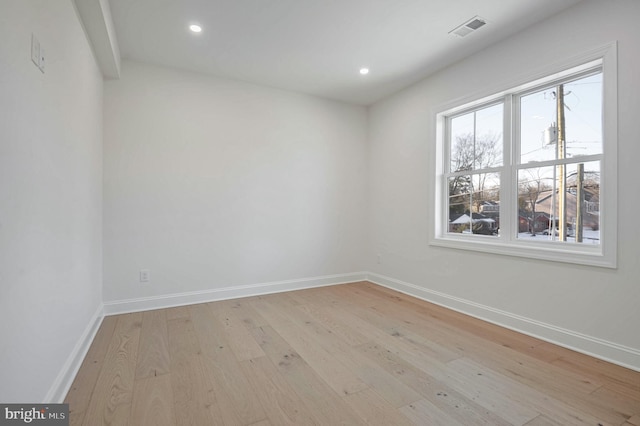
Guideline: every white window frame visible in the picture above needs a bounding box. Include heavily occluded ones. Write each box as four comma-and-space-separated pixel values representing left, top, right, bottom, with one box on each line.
430, 42, 617, 268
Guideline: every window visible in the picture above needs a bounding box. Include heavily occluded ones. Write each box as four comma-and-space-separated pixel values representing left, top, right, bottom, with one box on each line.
431, 44, 617, 268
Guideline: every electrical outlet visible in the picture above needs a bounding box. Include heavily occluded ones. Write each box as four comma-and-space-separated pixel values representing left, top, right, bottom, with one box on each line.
377, 253, 382, 264
139, 269, 150, 283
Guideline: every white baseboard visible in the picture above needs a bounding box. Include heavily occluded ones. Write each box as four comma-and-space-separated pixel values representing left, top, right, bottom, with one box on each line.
103, 272, 368, 316
367, 272, 640, 372
45, 304, 105, 402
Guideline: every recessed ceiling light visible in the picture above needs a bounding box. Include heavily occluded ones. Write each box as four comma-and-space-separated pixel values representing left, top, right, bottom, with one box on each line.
189, 24, 202, 33
359, 68, 369, 75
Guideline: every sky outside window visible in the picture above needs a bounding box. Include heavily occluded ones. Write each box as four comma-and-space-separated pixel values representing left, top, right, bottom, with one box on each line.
520, 73, 602, 165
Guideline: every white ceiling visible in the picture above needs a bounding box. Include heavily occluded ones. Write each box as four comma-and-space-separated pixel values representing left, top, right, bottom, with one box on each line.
106, 0, 582, 105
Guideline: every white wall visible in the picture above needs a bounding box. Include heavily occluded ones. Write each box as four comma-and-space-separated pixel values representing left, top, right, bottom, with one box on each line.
0, 0, 103, 402
367, 0, 640, 368
103, 61, 367, 303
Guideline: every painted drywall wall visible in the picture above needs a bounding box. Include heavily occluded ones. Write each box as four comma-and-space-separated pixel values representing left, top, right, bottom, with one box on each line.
367, 0, 640, 366
103, 61, 367, 303
0, 0, 103, 402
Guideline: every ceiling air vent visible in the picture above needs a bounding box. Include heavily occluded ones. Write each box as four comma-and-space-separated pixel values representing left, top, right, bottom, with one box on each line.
449, 16, 487, 37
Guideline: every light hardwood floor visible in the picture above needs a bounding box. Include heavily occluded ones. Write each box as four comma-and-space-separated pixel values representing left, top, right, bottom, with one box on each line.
65, 282, 640, 425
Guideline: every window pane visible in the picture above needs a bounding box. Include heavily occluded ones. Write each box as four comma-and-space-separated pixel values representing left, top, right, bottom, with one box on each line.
517, 166, 557, 237
450, 103, 503, 172
475, 105, 503, 169
517, 162, 600, 244
520, 89, 559, 164
566, 161, 600, 244
564, 73, 603, 159
520, 72, 602, 164
448, 176, 471, 233
472, 173, 500, 235
448, 173, 499, 236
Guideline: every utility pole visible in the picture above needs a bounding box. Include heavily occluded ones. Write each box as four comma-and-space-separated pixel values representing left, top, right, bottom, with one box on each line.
556, 85, 566, 242
576, 163, 584, 242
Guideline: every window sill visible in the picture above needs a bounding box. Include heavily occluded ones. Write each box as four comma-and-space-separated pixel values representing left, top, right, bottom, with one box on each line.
430, 235, 616, 269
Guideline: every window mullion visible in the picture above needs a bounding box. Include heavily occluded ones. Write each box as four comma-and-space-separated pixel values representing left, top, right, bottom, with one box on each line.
500, 94, 514, 242
517, 154, 603, 169
447, 166, 503, 178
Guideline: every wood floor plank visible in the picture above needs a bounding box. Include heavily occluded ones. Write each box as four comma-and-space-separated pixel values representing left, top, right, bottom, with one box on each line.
399, 399, 466, 426
444, 356, 596, 425
326, 293, 463, 364
166, 316, 201, 363
341, 282, 543, 357
135, 309, 170, 380
443, 357, 540, 425
66, 316, 118, 426
445, 355, 618, 425
239, 356, 320, 425
249, 325, 367, 425
189, 302, 267, 425
295, 302, 371, 346
131, 375, 176, 426
172, 355, 222, 426
295, 287, 463, 370
343, 388, 414, 426
164, 306, 191, 321
212, 297, 269, 329
249, 297, 369, 396
275, 297, 423, 408
355, 341, 516, 426
329, 285, 464, 363
287, 286, 370, 346
587, 386, 640, 423
523, 414, 565, 426
549, 351, 640, 397
166, 316, 220, 426
358, 281, 549, 353
70, 283, 640, 426
211, 299, 266, 361
533, 341, 640, 389
248, 420, 272, 426
82, 313, 143, 426
627, 414, 640, 425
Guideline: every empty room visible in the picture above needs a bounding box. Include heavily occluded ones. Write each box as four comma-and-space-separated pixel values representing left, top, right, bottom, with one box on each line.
1, 0, 639, 424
